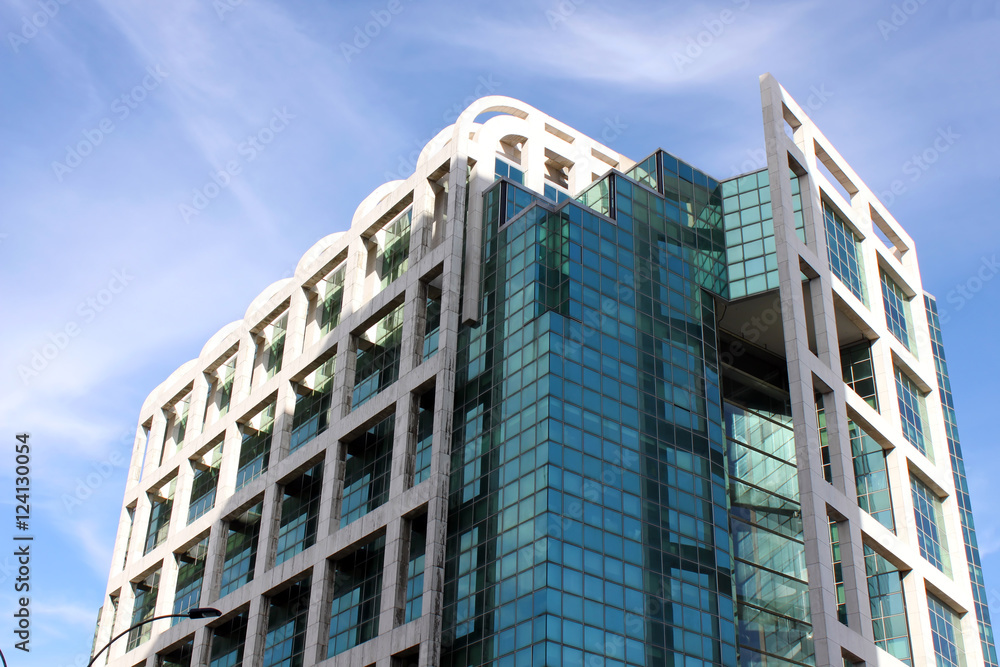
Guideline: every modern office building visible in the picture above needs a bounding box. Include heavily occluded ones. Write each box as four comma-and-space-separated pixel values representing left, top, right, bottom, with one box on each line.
94, 74, 996, 667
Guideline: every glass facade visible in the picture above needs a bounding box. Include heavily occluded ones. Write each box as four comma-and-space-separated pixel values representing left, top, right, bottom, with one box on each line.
188, 443, 222, 523
127, 570, 159, 650
263, 313, 288, 380
880, 270, 912, 351
895, 367, 930, 459
849, 421, 894, 532
275, 464, 323, 565
320, 263, 346, 336
824, 203, 867, 304
789, 171, 806, 243
424, 289, 442, 360
912, 476, 951, 575
209, 612, 248, 667
444, 158, 737, 667
929, 593, 966, 667
379, 209, 411, 288
353, 304, 404, 408
722, 169, 778, 299
289, 358, 335, 452
159, 640, 193, 667
926, 296, 998, 666
236, 402, 275, 490
414, 391, 434, 485
172, 537, 208, 621
219, 502, 263, 597
144, 479, 175, 554
405, 518, 427, 623
263, 578, 310, 667
328, 536, 385, 657
341, 413, 393, 524
864, 544, 911, 663
816, 394, 832, 484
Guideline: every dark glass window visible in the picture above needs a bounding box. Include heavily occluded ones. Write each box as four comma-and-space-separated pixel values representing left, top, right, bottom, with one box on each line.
263, 578, 310, 667
236, 403, 275, 490
341, 414, 393, 524
328, 537, 385, 657
219, 502, 263, 597
275, 464, 323, 565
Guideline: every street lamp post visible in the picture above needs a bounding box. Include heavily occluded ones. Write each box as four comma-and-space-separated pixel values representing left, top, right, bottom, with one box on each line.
87, 607, 221, 667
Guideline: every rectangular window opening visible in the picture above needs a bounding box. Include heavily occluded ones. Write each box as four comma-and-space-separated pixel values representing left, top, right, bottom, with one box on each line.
236, 402, 276, 490
275, 463, 323, 565
219, 502, 263, 598
328, 536, 386, 657
352, 304, 404, 408
341, 413, 394, 525
290, 357, 336, 453
263, 578, 310, 667
188, 441, 222, 524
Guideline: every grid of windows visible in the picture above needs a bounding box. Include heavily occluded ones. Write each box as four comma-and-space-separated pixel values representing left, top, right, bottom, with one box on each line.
423, 289, 442, 360
912, 476, 951, 575
494, 157, 524, 184
144, 479, 175, 554
445, 173, 738, 667
127, 570, 159, 650
404, 519, 427, 623
319, 264, 346, 336
219, 502, 263, 597
289, 358, 335, 452
824, 203, 867, 304
341, 414, 393, 524
188, 443, 222, 524
927, 295, 998, 666
275, 464, 323, 565
881, 270, 912, 350
723, 168, 779, 299
353, 304, 404, 408
864, 544, 912, 663
413, 392, 433, 485
172, 537, 208, 621
841, 343, 879, 410
209, 613, 248, 667
929, 593, 966, 667
236, 403, 275, 490
896, 367, 930, 458
263, 578, 310, 667
263, 313, 288, 381
378, 209, 411, 288
849, 421, 894, 532
328, 536, 385, 657
625, 152, 657, 191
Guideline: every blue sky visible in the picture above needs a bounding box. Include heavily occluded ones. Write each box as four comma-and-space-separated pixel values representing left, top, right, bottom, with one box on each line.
2, 0, 999, 664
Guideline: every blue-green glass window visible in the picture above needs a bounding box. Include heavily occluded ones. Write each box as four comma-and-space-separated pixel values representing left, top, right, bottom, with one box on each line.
895, 367, 930, 458
423, 289, 441, 360
341, 414, 393, 524
188, 443, 222, 524
577, 177, 611, 217
166, 395, 190, 458
289, 358, 335, 453
327, 536, 385, 657
353, 304, 404, 408
625, 153, 657, 191
929, 594, 965, 667
126, 570, 159, 650
236, 403, 275, 490
842, 343, 879, 411
543, 183, 571, 203
378, 210, 411, 289
144, 479, 175, 554
881, 270, 912, 351
824, 203, 867, 304
219, 502, 262, 597
912, 476, 951, 575
850, 421, 894, 532
209, 612, 248, 667
159, 640, 193, 667
413, 391, 433, 485
404, 519, 426, 623
262, 577, 310, 667
275, 464, 323, 565
494, 157, 523, 184
172, 537, 208, 623
723, 168, 778, 299
319, 264, 346, 336
865, 544, 912, 663
263, 314, 288, 380
830, 520, 848, 625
